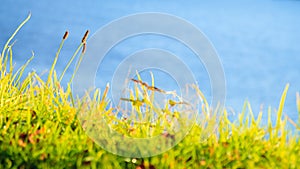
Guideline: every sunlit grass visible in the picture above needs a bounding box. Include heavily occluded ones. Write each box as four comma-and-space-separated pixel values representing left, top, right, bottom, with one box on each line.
0, 14, 299, 168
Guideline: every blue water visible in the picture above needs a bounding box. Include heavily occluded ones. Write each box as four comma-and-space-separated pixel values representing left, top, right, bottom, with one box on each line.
1, 0, 300, 124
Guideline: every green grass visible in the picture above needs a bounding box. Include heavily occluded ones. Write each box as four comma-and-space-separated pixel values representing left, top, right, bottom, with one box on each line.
0, 14, 299, 169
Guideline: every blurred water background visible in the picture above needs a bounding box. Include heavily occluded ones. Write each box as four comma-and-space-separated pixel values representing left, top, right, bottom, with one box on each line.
0, 0, 299, 124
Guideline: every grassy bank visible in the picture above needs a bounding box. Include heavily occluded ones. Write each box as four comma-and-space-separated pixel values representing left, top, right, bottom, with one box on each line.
0, 15, 299, 169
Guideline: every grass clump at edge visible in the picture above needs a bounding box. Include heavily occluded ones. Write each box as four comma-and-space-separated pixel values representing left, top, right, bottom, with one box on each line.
0, 14, 300, 169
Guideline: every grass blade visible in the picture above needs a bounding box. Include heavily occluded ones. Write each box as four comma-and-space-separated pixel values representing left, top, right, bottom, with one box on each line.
275, 83, 289, 135
1, 13, 31, 60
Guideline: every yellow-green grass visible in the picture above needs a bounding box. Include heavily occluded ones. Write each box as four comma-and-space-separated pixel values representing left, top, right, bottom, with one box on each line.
0, 14, 299, 169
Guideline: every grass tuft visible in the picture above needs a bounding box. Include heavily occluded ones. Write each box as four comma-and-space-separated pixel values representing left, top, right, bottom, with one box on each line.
0, 15, 299, 168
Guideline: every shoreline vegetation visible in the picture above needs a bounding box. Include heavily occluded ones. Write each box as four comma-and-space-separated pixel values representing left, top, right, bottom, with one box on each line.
0, 14, 299, 169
